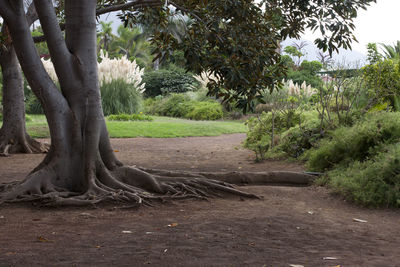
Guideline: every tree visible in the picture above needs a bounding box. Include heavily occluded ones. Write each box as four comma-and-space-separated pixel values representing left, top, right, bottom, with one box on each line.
316, 51, 334, 69
0, 0, 375, 205
0, 3, 49, 156
284, 45, 304, 68
97, 21, 115, 52
379, 41, 400, 62
366, 43, 382, 64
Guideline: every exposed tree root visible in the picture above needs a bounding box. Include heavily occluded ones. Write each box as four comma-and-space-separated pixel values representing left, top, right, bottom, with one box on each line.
0, 164, 316, 207
0, 134, 49, 157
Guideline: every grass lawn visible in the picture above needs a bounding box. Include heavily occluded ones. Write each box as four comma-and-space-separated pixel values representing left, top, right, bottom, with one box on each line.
9, 115, 246, 138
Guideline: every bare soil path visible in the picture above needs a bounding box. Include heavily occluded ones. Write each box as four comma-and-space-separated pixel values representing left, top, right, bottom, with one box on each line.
0, 134, 399, 267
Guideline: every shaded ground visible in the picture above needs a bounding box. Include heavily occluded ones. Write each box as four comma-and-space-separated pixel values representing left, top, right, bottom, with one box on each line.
0, 134, 399, 266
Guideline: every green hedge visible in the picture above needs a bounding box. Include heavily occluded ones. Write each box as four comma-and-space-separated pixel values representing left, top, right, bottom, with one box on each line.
107, 113, 153, 121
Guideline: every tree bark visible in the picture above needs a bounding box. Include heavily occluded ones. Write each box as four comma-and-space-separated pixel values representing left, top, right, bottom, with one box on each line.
0, 41, 49, 156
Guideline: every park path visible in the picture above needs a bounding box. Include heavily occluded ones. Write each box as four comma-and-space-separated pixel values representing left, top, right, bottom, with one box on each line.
0, 134, 399, 266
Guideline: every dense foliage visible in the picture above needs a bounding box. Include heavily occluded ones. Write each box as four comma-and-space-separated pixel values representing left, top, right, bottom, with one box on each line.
142, 68, 200, 97
145, 94, 223, 121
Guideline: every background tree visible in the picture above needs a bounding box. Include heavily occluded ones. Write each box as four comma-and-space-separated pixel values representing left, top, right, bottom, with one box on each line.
380, 41, 400, 62
97, 21, 115, 52
0, 0, 376, 205
0, 3, 49, 156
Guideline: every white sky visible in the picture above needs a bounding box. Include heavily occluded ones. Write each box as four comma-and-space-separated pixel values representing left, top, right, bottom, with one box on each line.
302, 0, 400, 55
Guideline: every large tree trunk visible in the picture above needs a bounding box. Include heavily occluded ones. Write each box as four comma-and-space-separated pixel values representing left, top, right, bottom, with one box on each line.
0, 43, 49, 156
0, 0, 315, 206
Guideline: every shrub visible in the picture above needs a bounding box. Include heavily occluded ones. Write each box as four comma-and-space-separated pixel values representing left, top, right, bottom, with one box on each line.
306, 112, 400, 172
142, 68, 200, 97
363, 59, 400, 111
326, 143, 400, 207
25, 94, 44, 114
144, 94, 223, 120
279, 111, 323, 158
244, 111, 302, 160
107, 113, 153, 121
100, 79, 143, 116
25, 115, 32, 122
185, 101, 223, 120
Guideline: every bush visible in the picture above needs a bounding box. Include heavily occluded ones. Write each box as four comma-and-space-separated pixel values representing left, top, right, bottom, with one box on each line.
306, 112, 400, 172
101, 79, 143, 116
244, 111, 302, 160
185, 101, 223, 120
326, 143, 400, 207
279, 111, 324, 158
25, 94, 44, 114
107, 113, 153, 121
144, 94, 223, 120
25, 115, 32, 122
142, 68, 200, 97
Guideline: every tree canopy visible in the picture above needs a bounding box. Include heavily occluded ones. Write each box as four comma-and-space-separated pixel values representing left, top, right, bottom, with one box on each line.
0, 0, 376, 206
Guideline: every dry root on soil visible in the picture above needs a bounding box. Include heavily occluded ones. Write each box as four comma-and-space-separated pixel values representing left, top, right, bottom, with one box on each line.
0, 165, 316, 207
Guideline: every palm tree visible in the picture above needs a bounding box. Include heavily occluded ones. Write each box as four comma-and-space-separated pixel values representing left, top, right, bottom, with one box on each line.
110, 25, 152, 66
97, 21, 115, 53
379, 41, 400, 61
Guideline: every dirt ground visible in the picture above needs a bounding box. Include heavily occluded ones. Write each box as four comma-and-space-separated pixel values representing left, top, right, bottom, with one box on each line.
0, 134, 399, 267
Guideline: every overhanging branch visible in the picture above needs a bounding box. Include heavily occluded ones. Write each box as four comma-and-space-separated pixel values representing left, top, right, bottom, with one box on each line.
33, 0, 164, 43
96, 0, 164, 16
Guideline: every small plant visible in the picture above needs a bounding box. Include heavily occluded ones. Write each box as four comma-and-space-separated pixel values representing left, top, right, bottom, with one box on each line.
107, 113, 153, 121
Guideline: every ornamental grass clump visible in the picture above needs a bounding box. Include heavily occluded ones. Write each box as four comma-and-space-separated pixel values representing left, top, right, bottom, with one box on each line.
41, 52, 146, 115
98, 50, 145, 93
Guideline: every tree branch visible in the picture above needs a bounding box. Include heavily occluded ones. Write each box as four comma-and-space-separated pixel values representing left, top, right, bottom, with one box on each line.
33, 0, 74, 84
0, 0, 15, 23
26, 2, 38, 26
168, 1, 203, 22
32, 0, 163, 44
96, 0, 163, 16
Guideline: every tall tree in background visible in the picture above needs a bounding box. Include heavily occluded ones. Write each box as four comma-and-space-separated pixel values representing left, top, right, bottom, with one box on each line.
380, 41, 400, 61
97, 21, 115, 52
0, 0, 375, 205
0, 3, 48, 156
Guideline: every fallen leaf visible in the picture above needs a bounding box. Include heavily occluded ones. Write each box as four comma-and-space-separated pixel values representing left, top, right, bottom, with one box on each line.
167, 223, 178, 227
95, 245, 101, 249
323, 257, 338, 260
114, 150, 119, 152
352, 218, 367, 223
37, 236, 53, 242
122, 231, 132, 234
